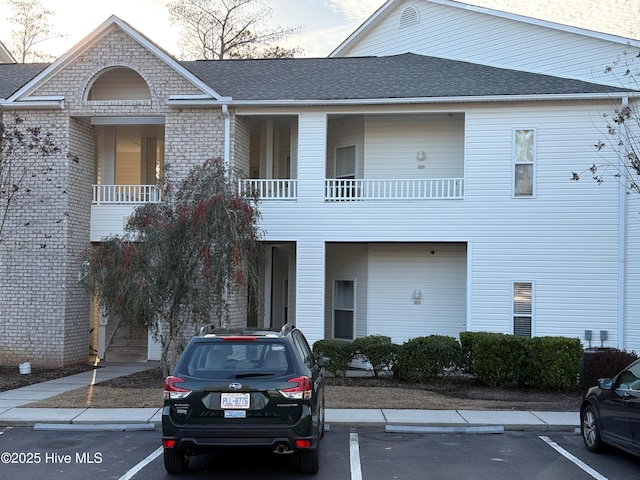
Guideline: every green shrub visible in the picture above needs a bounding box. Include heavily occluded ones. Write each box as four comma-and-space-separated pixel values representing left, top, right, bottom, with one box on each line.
579, 348, 639, 388
472, 333, 529, 387
526, 337, 583, 389
458, 331, 493, 375
352, 335, 398, 377
397, 335, 462, 383
312, 339, 355, 377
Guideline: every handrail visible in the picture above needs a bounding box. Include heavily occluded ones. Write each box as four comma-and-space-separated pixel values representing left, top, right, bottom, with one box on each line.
238, 179, 298, 200
93, 185, 163, 204
325, 178, 464, 200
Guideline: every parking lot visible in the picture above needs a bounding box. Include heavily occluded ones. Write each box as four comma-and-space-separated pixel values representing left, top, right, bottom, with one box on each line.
1, 426, 638, 479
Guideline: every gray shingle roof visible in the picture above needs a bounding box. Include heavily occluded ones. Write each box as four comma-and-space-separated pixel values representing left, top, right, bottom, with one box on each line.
0, 53, 630, 103
0, 63, 48, 99
182, 53, 631, 101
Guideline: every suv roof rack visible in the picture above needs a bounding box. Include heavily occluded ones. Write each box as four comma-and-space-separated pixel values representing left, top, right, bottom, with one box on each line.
198, 323, 297, 337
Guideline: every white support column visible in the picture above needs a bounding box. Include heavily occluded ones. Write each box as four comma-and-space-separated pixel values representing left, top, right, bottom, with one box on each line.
297, 112, 327, 202
295, 240, 326, 345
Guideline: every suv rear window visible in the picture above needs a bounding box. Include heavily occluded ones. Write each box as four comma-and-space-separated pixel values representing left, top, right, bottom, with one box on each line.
178, 341, 292, 379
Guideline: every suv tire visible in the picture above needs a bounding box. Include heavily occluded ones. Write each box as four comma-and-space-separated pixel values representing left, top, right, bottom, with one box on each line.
164, 448, 190, 474
298, 445, 319, 474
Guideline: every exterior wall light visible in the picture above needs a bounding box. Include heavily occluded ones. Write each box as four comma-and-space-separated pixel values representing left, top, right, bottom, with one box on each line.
416, 151, 426, 161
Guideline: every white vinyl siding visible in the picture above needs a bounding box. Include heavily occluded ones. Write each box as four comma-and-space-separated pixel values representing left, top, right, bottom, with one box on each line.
254, 100, 625, 349
336, 2, 633, 88
368, 243, 467, 344
364, 113, 464, 179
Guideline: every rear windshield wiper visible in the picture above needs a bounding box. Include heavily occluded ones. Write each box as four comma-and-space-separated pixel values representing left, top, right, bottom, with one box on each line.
234, 372, 276, 378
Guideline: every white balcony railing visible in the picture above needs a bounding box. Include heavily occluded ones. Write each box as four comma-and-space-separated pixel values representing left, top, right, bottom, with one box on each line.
325, 178, 464, 201
92, 185, 163, 204
238, 179, 298, 200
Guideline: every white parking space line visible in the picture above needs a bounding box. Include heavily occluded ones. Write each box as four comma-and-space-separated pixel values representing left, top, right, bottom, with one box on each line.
350, 432, 363, 480
539, 436, 608, 480
118, 446, 163, 480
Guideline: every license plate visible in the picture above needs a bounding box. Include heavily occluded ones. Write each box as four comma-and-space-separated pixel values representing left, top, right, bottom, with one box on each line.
221, 393, 250, 409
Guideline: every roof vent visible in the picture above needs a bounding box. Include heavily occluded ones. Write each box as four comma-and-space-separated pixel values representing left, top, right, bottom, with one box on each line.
400, 6, 419, 29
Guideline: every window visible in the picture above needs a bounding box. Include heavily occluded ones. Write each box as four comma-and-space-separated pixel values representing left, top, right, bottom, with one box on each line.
514, 129, 535, 197
335, 145, 356, 179
334, 280, 355, 340
513, 282, 533, 337
88, 67, 151, 100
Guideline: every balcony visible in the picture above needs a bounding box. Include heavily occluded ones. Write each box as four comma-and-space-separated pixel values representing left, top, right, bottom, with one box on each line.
238, 179, 298, 200
325, 178, 464, 201
238, 178, 464, 201
92, 184, 163, 204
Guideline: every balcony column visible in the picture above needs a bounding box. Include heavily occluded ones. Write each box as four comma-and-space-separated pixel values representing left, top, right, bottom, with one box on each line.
260, 119, 274, 179
295, 240, 325, 345
297, 112, 327, 203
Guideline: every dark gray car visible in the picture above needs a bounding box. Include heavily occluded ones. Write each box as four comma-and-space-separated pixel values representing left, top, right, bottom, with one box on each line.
581, 358, 640, 457
162, 324, 330, 474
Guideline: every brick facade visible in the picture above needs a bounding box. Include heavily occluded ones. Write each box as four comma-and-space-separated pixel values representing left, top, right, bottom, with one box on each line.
0, 24, 230, 365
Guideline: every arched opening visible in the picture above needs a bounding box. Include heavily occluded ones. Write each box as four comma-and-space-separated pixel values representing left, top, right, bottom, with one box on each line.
87, 67, 151, 100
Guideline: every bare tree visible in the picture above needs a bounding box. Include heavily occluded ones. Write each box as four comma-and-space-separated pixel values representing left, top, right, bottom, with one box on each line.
571, 48, 640, 192
167, 0, 301, 59
7, 0, 66, 63
0, 114, 60, 246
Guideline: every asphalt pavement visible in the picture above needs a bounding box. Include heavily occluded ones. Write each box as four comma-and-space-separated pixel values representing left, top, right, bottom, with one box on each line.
0, 362, 580, 432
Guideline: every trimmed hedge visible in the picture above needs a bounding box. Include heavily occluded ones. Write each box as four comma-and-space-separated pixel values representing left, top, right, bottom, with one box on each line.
351, 335, 398, 377
468, 332, 583, 388
527, 336, 583, 389
397, 335, 462, 383
312, 339, 354, 377
472, 333, 529, 387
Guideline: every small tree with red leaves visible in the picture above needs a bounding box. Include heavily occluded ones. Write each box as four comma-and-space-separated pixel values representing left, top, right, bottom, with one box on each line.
82, 158, 263, 374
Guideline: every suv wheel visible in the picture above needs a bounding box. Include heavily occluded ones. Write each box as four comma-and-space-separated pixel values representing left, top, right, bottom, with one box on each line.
164, 448, 190, 474
298, 446, 319, 474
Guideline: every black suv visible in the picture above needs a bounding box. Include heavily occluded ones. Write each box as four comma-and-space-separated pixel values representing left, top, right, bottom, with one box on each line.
162, 324, 330, 474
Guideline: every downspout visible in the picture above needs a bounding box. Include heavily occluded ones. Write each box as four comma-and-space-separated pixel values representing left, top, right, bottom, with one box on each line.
221, 103, 231, 328
618, 96, 628, 350
222, 104, 231, 170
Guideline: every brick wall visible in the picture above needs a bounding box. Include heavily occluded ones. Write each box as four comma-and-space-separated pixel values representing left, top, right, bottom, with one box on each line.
0, 24, 229, 365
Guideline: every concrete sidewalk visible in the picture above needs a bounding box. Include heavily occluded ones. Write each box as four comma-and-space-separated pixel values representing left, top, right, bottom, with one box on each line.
0, 363, 580, 432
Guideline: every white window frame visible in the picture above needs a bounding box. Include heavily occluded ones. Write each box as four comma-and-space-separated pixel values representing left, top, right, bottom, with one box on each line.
333, 279, 355, 340
512, 281, 534, 337
513, 128, 536, 198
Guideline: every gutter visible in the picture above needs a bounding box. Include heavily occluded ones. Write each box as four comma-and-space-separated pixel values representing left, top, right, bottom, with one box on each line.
618, 96, 628, 350
225, 92, 640, 108
0, 96, 65, 109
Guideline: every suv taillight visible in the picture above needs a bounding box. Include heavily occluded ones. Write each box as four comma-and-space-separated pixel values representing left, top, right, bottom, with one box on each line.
164, 376, 192, 400
279, 376, 312, 399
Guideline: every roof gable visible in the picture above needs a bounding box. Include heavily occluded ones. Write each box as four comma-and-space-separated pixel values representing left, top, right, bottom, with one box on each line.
0, 41, 16, 64
328, 0, 639, 89
331, 0, 636, 58
3, 15, 228, 105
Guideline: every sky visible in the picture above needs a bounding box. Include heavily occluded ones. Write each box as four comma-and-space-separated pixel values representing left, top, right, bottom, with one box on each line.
0, 0, 385, 59
0, 0, 639, 61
